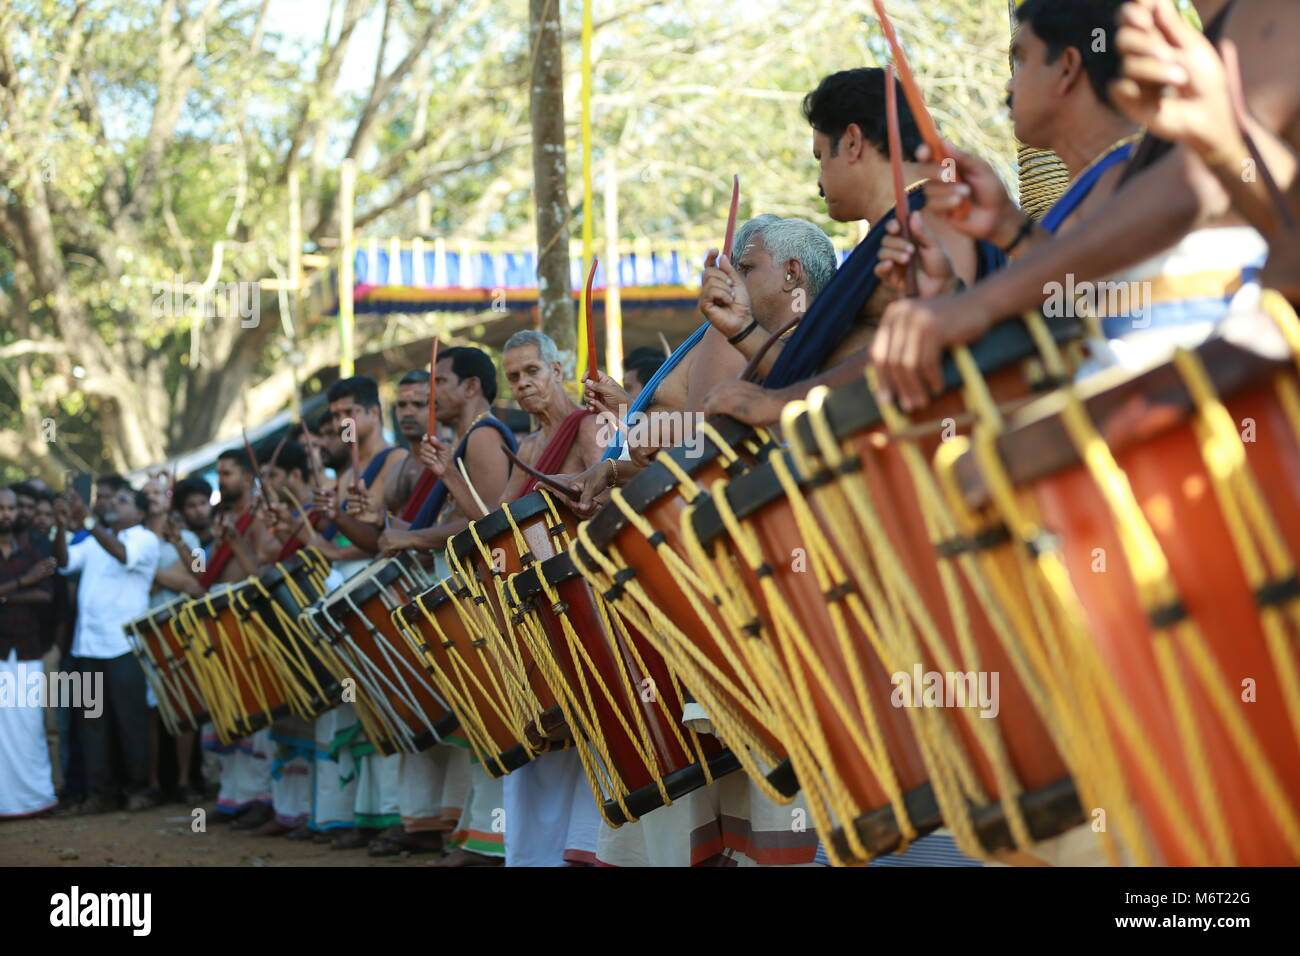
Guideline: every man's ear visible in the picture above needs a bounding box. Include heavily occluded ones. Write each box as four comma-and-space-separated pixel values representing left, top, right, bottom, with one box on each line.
843, 122, 866, 162
1057, 45, 1085, 98
784, 258, 803, 291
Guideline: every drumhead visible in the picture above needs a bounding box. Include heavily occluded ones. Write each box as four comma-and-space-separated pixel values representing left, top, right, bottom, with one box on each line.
582, 414, 762, 553
949, 337, 1289, 509
126, 592, 192, 630
323, 552, 426, 614
399, 574, 470, 626
785, 311, 1083, 457
448, 490, 559, 564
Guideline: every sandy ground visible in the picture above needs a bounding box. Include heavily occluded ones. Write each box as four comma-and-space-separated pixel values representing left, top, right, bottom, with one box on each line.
0, 804, 435, 867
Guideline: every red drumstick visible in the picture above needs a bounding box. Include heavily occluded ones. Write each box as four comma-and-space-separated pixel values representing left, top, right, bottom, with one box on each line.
427, 337, 439, 438
872, 0, 968, 216
885, 66, 920, 298
583, 255, 599, 382
347, 421, 361, 489
722, 174, 740, 259
241, 428, 266, 511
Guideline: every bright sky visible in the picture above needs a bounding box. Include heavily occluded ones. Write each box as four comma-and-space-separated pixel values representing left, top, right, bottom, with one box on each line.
263, 0, 392, 96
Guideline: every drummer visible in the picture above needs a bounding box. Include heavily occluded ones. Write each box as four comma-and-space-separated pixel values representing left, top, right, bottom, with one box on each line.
565, 215, 839, 508
1109, 0, 1300, 304
869, 0, 1300, 407
196, 449, 283, 831
377, 349, 515, 562
693, 66, 1005, 426
374, 350, 516, 865
417, 330, 606, 866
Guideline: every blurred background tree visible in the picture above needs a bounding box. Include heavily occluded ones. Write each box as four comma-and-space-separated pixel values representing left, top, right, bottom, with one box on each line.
1, 0, 1020, 481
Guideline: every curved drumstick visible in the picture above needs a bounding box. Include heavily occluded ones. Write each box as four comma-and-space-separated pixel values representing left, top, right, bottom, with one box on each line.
872, 0, 968, 217
501, 444, 582, 501
277, 484, 322, 548
455, 456, 492, 518
722, 174, 741, 259
741, 312, 804, 383
886, 65, 920, 298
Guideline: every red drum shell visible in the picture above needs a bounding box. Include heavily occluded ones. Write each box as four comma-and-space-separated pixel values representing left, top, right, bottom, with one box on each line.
1032, 376, 1300, 865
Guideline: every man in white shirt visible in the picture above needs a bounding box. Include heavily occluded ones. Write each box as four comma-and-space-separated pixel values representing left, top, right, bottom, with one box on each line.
52, 485, 161, 814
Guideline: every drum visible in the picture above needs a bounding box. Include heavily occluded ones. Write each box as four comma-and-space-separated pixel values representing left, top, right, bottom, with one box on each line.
685, 314, 1087, 866
396, 573, 534, 777
572, 418, 800, 805
943, 327, 1300, 866
125, 593, 207, 735
507, 547, 736, 824
444, 490, 578, 752
183, 549, 333, 743
301, 551, 455, 755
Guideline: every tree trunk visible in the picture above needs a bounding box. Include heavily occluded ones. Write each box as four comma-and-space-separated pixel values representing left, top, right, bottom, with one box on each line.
527, 0, 575, 359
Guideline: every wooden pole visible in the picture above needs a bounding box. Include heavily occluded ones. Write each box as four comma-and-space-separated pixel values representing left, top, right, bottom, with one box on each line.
288, 169, 303, 424
338, 158, 356, 378
603, 153, 623, 382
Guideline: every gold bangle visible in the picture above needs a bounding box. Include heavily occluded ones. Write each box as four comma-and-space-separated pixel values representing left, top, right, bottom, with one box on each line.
607, 458, 619, 488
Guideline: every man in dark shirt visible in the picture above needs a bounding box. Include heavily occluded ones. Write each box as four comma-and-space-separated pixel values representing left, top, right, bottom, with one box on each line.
0, 487, 58, 818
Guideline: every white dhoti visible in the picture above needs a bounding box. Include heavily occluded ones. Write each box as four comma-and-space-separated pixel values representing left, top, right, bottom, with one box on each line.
502, 748, 598, 866
269, 717, 314, 828
597, 770, 820, 866
353, 749, 401, 829
450, 761, 506, 858
215, 727, 272, 817
0, 651, 57, 817
312, 704, 360, 831
400, 742, 471, 833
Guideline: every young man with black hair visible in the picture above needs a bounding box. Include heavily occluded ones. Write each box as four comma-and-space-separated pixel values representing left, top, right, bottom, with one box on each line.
369, 348, 515, 865
697, 67, 1001, 426
315, 375, 410, 575
871, 0, 1300, 407
51, 484, 161, 815
380, 347, 513, 559
189, 449, 282, 829
174, 476, 215, 551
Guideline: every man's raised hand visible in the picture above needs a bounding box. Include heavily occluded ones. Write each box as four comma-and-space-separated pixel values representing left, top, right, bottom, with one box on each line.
699, 250, 755, 340
875, 211, 959, 299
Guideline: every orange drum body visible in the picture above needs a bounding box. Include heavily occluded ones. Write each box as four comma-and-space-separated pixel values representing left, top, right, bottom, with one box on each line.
446, 491, 577, 749
183, 551, 332, 742
686, 317, 1085, 864
573, 419, 799, 802
303, 552, 455, 755
397, 575, 533, 776
126, 594, 208, 734
508, 549, 734, 823
950, 337, 1300, 865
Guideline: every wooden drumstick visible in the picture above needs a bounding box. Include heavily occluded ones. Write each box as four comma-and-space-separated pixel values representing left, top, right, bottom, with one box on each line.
886, 65, 920, 298
722, 174, 740, 259
741, 312, 804, 384
583, 256, 600, 383
872, 0, 968, 217
455, 456, 492, 518
427, 337, 439, 438
501, 444, 582, 501
278, 484, 322, 548
241, 428, 269, 512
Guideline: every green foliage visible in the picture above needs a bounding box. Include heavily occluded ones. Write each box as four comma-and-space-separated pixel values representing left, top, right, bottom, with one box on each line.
1, 0, 1020, 476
